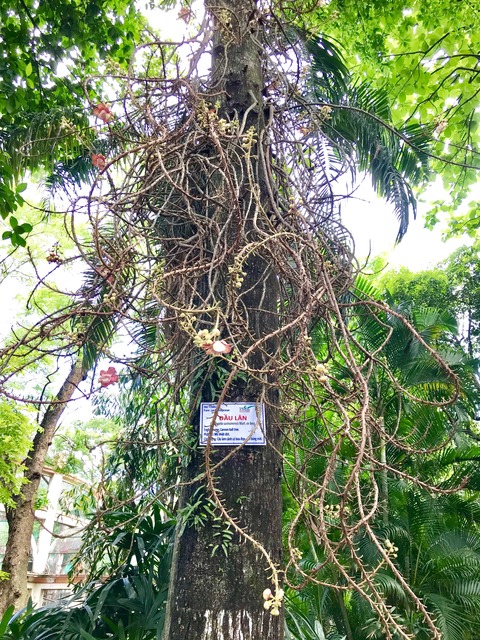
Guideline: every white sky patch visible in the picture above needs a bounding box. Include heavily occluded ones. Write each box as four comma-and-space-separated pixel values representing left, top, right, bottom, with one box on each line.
142, 0, 204, 41
342, 176, 475, 271
56, 61, 70, 78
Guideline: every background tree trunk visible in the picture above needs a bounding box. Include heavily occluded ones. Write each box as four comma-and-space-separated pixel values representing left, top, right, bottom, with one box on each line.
0, 359, 85, 614
163, 1, 284, 638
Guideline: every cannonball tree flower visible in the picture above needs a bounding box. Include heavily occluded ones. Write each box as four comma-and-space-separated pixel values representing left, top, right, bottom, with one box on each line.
91, 153, 107, 169
93, 103, 114, 123
201, 339, 233, 356
178, 6, 192, 22
435, 119, 448, 135
96, 266, 115, 285
262, 587, 284, 616
98, 366, 119, 387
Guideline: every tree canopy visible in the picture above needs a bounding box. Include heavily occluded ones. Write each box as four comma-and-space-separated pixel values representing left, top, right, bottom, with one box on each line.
0, 0, 148, 245
0, 400, 32, 507
316, 0, 480, 235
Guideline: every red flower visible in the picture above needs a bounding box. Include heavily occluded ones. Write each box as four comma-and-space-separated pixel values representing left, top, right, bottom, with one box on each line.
93, 103, 114, 123
96, 266, 114, 285
178, 6, 192, 22
91, 153, 107, 169
98, 366, 119, 387
201, 340, 233, 356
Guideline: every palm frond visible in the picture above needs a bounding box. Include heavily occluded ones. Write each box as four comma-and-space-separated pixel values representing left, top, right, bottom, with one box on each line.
303, 40, 433, 242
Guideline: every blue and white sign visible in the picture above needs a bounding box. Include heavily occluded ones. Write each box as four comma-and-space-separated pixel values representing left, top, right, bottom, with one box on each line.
200, 403, 266, 446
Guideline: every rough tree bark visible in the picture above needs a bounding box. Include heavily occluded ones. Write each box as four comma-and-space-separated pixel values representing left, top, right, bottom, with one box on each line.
162, 1, 284, 639
0, 359, 86, 613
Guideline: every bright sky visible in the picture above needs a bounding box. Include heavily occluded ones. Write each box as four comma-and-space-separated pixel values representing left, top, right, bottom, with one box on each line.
342, 177, 473, 271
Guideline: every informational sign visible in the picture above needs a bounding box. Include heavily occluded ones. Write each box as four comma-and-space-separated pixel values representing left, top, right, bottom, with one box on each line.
199, 402, 266, 446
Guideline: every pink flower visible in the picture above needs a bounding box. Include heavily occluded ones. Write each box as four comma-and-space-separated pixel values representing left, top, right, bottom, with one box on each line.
178, 6, 192, 22
201, 340, 233, 356
93, 103, 114, 123
91, 153, 107, 169
96, 266, 114, 285
98, 366, 119, 387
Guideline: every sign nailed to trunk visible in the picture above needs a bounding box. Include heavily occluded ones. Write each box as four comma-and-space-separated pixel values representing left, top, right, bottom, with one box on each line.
200, 403, 266, 446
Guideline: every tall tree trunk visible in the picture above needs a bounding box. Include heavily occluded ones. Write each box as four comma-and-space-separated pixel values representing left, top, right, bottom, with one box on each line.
163, 1, 284, 638
0, 359, 86, 614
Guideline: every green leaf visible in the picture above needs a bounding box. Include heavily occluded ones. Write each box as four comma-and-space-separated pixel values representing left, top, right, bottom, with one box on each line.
9, 216, 18, 228
5, 96, 15, 114
16, 183, 28, 193
1, 231, 12, 240
25, 62, 32, 76
79, 630, 99, 640
0, 605, 15, 634
13, 234, 27, 247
